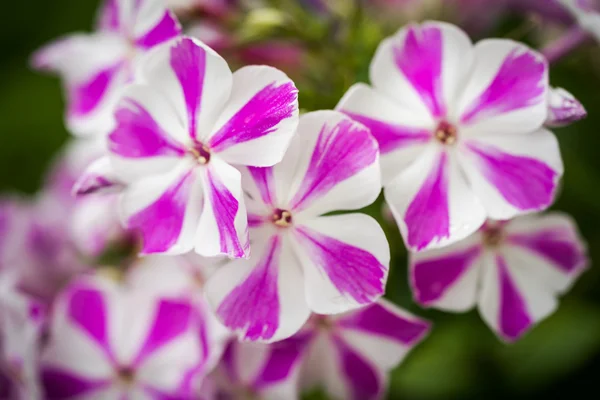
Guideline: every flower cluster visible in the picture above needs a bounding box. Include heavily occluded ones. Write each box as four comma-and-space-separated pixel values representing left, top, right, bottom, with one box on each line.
0, 0, 593, 399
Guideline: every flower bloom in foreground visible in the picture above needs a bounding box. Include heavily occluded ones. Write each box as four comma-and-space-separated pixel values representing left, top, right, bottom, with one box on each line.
31, 0, 181, 136
545, 87, 587, 127
298, 300, 430, 400
103, 36, 298, 258
41, 276, 212, 399
410, 213, 588, 341
337, 21, 563, 252
211, 337, 308, 399
205, 111, 389, 342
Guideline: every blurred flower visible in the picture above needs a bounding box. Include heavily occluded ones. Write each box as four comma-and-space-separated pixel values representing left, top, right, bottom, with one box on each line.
211, 337, 308, 399
167, 0, 233, 17
545, 87, 587, 127
410, 213, 588, 341
558, 0, 600, 39
338, 21, 562, 252
298, 300, 430, 400
41, 275, 212, 399
103, 36, 299, 257
204, 111, 388, 342
0, 282, 45, 400
30, 0, 181, 137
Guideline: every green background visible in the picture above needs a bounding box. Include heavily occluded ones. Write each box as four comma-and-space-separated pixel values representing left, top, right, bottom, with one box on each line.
2, 1, 600, 398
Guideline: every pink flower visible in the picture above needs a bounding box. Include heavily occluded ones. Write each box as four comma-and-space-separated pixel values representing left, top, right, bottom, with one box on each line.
41, 275, 214, 399
337, 21, 563, 252
298, 300, 430, 400
31, 0, 182, 136
103, 36, 299, 258
204, 111, 389, 342
410, 213, 588, 341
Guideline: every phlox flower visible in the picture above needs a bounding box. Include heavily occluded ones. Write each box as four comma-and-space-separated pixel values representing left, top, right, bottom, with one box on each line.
545, 87, 587, 127
210, 337, 308, 400
410, 213, 588, 341
41, 275, 213, 399
31, 0, 181, 136
98, 36, 298, 258
297, 300, 430, 400
337, 21, 563, 252
559, 0, 600, 40
204, 110, 389, 342
0, 281, 45, 400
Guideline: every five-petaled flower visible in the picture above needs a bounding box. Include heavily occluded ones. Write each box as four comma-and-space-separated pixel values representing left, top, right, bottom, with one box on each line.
204, 110, 389, 342
297, 300, 430, 400
31, 0, 182, 136
40, 275, 214, 399
337, 21, 563, 252
410, 213, 588, 341
105, 36, 299, 258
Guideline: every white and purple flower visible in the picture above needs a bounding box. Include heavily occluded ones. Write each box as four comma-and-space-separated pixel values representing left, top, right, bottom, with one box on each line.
297, 300, 430, 400
204, 110, 389, 342
101, 36, 299, 258
545, 87, 587, 127
410, 213, 588, 341
41, 275, 213, 399
558, 0, 600, 40
337, 21, 563, 252
211, 337, 308, 400
31, 0, 181, 136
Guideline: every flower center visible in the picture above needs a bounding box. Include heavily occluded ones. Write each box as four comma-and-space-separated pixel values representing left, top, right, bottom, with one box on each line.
117, 366, 136, 385
272, 208, 293, 227
482, 222, 504, 247
190, 143, 211, 165
434, 121, 457, 145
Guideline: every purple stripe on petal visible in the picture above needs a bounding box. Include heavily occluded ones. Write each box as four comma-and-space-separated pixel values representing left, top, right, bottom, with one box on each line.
143, 386, 190, 400
393, 24, 445, 118
461, 49, 546, 124
209, 82, 298, 152
206, 168, 247, 258
508, 229, 587, 273
254, 335, 308, 388
97, 0, 120, 31
217, 235, 281, 341
68, 288, 113, 360
220, 341, 238, 382
333, 336, 381, 400
134, 299, 193, 365
248, 213, 268, 227
68, 62, 122, 117
343, 112, 431, 154
247, 167, 276, 207
170, 38, 206, 137
497, 255, 532, 342
129, 171, 194, 254
405, 152, 450, 250
289, 119, 378, 212
135, 12, 181, 49
295, 227, 386, 305
411, 246, 481, 305
467, 142, 558, 211
42, 368, 110, 398
337, 303, 430, 345
110, 99, 186, 158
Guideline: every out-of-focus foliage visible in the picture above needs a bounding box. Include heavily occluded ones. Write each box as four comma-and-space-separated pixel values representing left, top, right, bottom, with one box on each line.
2, 0, 600, 398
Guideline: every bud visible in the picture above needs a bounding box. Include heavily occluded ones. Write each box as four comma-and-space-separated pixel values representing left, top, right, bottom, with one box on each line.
545, 87, 587, 127
241, 8, 287, 40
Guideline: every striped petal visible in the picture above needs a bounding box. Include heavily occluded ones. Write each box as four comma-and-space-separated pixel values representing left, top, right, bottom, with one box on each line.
292, 213, 389, 315
207, 66, 299, 167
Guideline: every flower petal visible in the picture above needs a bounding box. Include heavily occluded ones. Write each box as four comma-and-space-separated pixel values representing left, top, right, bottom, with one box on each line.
478, 253, 558, 342
385, 147, 487, 251
207, 66, 299, 167
292, 213, 389, 314
42, 369, 112, 399
545, 87, 587, 127
119, 161, 202, 255
410, 235, 483, 310
370, 21, 474, 120
457, 39, 548, 133
282, 111, 380, 217
195, 158, 250, 258
459, 129, 563, 219
138, 36, 233, 141
133, 0, 181, 49
336, 83, 433, 184
205, 231, 310, 342
73, 156, 123, 196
